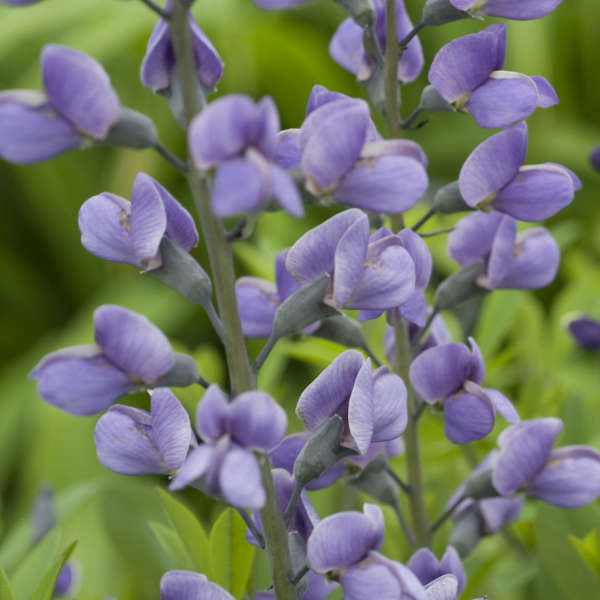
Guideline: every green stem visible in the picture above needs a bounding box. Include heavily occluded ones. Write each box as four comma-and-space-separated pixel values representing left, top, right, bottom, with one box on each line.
169, 3, 295, 598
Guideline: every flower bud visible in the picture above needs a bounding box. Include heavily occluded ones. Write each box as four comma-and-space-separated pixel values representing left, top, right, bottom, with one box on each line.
103, 107, 159, 149
421, 0, 470, 26
432, 181, 472, 214
152, 353, 201, 388
348, 453, 399, 506
463, 468, 497, 500
448, 504, 483, 558
419, 85, 453, 114
434, 261, 487, 311
334, 0, 376, 27
312, 314, 371, 353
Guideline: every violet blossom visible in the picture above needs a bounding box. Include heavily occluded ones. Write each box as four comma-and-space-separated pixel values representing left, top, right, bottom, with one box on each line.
407, 547, 466, 595
409, 338, 519, 444
429, 24, 558, 129
459, 122, 581, 221
170, 385, 287, 510
296, 350, 407, 455
254, 571, 336, 600
0, 45, 119, 164
447, 211, 559, 290
30, 305, 176, 416
590, 146, 600, 172
568, 316, 600, 350
79, 172, 199, 270
449, 0, 563, 21
160, 571, 233, 600
188, 94, 303, 218
253, 0, 311, 8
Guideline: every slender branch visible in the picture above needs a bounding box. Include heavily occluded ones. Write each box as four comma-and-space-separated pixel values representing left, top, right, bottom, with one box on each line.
237, 508, 265, 549
414, 307, 439, 349
398, 22, 426, 49
290, 564, 309, 585
225, 217, 248, 242
140, 0, 171, 19
253, 335, 278, 374
419, 227, 454, 238
430, 495, 464, 534
400, 106, 424, 130
152, 142, 189, 174
196, 375, 210, 389
385, 466, 412, 496
283, 480, 303, 527
411, 208, 435, 232
384, 0, 402, 138
392, 501, 416, 550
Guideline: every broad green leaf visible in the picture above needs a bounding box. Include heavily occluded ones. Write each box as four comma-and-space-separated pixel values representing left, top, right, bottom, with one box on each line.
0, 569, 14, 600
570, 529, 600, 579
209, 509, 254, 599
156, 488, 211, 578
148, 521, 195, 571
31, 540, 77, 600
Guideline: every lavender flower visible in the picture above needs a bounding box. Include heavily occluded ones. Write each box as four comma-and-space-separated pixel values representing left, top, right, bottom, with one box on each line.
160, 571, 233, 600
254, 572, 336, 600
188, 94, 303, 217
79, 172, 198, 270
449, 0, 563, 21
52, 564, 76, 597
253, 0, 311, 8
141, 3, 223, 95
407, 547, 466, 594
448, 211, 559, 290
94, 388, 193, 476
409, 338, 519, 444
30, 305, 176, 416
568, 316, 600, 350
591, 147, 600, 172
492, 418, 600, 508
429, 24, 557, 129
170, 385, 287, 509
459, 123, 581, 221
0, 45, 119, 164
286, 209, 417, 313
1, 0, 43, 4
329, 0, 424, 83
296, 350, 407, 454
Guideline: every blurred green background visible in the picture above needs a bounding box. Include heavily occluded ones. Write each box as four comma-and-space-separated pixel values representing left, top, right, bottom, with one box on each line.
0, 0, 599, 598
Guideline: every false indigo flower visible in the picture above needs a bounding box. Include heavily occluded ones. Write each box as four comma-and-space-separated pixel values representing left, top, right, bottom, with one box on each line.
140, 2, 223, 95
492, 418, 600, 508
409, 338, 519, 444
30, 305, 176, 416
254, 572, 336, 600
447, 211, 559, 290
286, 209, 417, 312
79, 172, 198, 270
253, 0, 311, 8
429, 24, 557, 129
590, 147, 600, 172
0, 45, 119, 164
568, 316, 600, 350
329, 0, 424, 83
94, 388, 193, 476
407, 547, 466, 595
448, 0, 563, 21
188, 94, 303, 218
296, 350, 407, 454
459, 123, 581, 221
170, 385, 287, 509
160, 570, 233, 600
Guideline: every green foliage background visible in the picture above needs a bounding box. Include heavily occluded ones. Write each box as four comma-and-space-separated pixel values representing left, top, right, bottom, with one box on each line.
0, 0, 598, 598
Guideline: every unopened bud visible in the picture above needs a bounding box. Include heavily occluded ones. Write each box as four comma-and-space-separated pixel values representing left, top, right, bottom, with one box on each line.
312, 314, 369, 351
449, 503, 484, 558
349, 453, 399, 506
420, 85, 453, 114
421, 0, 470, 27
434, 261, 487, 311
334, 0, 376, 27
463, 468, 498, 500
104, 107, 159, 149
152, 353, 201, 388
432, 181, 473, 214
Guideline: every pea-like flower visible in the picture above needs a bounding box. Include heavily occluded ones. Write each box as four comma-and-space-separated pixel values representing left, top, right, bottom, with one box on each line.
0, 45, 119, 164
30, 306, 176, 416
296, 350, 407, 455
429, 24, 557, 129
160, 571, 233, 600
492, 418, 600, 508
188, 94, 303, 218
286, 209, 417, 313
330, 0, 424, 84
590, 147, 600, 172
140, 2, 223, 95
448, 211, 559, 290
409, 338, 519, 444
79, 172, 198, 270
568, 316, 600, 350
407, 547, 466, 596
459, 123, 581, 221
94, 388, 193, 476
170, 385, 287, 510
448, 0, 563, 21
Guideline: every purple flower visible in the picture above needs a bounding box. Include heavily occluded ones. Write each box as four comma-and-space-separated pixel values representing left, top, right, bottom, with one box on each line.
254, 572, 336, 600
53, 564, 76, 597
79, 172, 198, 270
329, 0, 424, 83
568, 316, 600, 350
30, 305, 176, 416
286, 209, 417, 313
459, 123, 581, 221
449, 0, 563, 21
409, 338, 519, 444
429, 24, 557, 129
448, 211, 559, 290
170, 385, 287, 509
253, 0, 311, 8
0, 45, 119, 164
297, 98, 428, 213
296, 350, 407, 455
1, 0, 43, 4
141, 4, 223, 95
407, 547, 466, 595
94, 388, 193, 476
188, 94, 303, 218
160, 571, 233, 600
492, 418, 600, 508
590, 147, 600, 172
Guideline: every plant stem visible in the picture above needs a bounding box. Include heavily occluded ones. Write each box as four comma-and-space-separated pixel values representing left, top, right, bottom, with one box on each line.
152, 142, 189, 174
384, 0, 402, 138
392, 501, 416, 550
430, 494, 464, 534
140, 0, 171, 19
168, 4, 296, 598
419, 227, 454, 238
411, 208, 435, 232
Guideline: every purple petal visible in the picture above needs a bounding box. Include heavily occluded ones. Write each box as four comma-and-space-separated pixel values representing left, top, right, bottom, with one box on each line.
169, 444, 214, 491
296, 350, 364, 430
455, 0, 564, 21
253, 0, 312, 8
348, 359, 375, 454
140, 20, 174, 92
424, 575, 459, 600
466, 337, 485, 384
41, 45, 119, 138
254, 96, 280, 159
487, 214, 517, 289
220, 446, 265, 509
459, 123, 527, 208
306, 84, 349, 116
492, 418, 563, 496
195, 384, 229, 443
235, 277, 279, 338
477, 385, 519, 424
275, 250, 299, 301
361, 139, 428, 168
329, 18, 373, 80
211, 158, 264, 216
569, 317, 600, 350
393, 0, 425, 83
531, 76, 559, 107
447, 211, 504, 267
439, 547, 465, 593
30, 346, 133, 416
428, 25, 506, 102
269, 163, 304, 217
398, 228, 432, 289
269, 434, 305, 473
370, 552, 428, 600
160, 570, 234, 600
372, 372, 408, 441
479, 496, 524, 533
407, 548, 440, 585
94, 305, 174, 382
341, 564, 403, 600
444, 392, 495, 444
275, 129, 301, 169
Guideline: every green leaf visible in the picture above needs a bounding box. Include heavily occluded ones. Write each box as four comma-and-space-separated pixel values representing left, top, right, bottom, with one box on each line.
570, 529, 600, 579
0, 569, 14, 600
31, 540, 77, 600
156, 488, 211, 578
209, 509, 254, 599
148, 521, 195, 571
